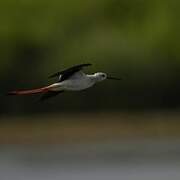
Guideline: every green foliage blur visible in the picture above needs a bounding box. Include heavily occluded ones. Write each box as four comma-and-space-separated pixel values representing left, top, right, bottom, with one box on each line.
0, 0, 180, 114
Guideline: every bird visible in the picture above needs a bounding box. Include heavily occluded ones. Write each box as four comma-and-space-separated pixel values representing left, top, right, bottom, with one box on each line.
7, 63, 121, 101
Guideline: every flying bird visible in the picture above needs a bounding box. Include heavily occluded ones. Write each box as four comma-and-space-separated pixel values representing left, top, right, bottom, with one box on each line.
7, 63, 121, 101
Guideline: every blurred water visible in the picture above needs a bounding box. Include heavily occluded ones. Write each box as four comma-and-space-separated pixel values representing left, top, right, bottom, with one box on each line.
0, 139, 180, 180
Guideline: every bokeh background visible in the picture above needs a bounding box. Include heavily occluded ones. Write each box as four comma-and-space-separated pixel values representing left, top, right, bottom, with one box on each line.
0, 0, 180, 179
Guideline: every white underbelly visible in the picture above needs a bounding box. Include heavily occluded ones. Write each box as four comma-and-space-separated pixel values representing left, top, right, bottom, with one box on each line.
63, 79, 94, 91
52, 79, 94, 91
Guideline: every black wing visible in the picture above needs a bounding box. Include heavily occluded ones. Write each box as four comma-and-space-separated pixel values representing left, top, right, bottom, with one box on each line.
40, 91, 64, 101
48, 63, 92, 82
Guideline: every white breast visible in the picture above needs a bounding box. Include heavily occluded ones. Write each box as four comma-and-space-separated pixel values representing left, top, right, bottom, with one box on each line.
61, 72, 95, 91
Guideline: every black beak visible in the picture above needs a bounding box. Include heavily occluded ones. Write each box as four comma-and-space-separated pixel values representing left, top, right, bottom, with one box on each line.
107, 76, 122, 80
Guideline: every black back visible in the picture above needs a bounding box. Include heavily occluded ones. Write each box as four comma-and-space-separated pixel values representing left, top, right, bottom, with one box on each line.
48, 63, 92, 82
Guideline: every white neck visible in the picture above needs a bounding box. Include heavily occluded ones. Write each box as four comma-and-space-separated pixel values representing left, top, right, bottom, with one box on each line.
87, 74, 98, 82
87, 73, 106, 82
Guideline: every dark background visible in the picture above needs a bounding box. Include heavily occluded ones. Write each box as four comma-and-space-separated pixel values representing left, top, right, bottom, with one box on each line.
1, 0, 180, 115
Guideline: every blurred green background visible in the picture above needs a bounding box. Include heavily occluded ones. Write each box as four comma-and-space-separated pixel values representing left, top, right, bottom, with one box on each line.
0, 1, 180, 179
1, 0, 180, 115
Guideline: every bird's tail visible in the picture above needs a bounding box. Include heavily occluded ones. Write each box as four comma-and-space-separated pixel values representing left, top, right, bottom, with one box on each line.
7, 86, 51, 96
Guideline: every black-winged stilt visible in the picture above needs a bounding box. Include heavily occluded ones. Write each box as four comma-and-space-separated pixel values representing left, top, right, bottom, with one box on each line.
8, 63, 121, 100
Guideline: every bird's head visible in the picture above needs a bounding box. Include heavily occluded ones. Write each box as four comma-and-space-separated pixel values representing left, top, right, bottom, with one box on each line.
94, 72, 107, 82
94, 72, 122, 82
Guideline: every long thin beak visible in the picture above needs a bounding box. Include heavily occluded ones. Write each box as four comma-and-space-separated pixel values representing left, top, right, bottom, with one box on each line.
107, 76, 122, 80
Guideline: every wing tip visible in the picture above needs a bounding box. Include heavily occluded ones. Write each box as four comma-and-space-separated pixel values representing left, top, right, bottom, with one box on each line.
82, 63, 92, 66
79, 63, 92, 67
39, 91, 64, 102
